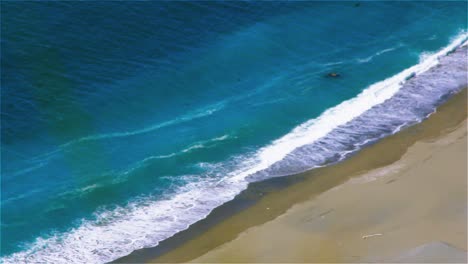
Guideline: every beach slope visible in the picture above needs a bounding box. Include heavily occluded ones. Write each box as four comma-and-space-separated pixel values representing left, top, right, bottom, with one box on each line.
191, 93, 467, 263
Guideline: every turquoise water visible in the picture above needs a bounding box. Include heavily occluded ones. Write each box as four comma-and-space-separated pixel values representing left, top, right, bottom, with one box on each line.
1, 1, 467, 262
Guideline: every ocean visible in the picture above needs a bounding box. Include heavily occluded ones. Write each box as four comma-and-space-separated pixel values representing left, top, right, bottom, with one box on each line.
1, 1, 467, 263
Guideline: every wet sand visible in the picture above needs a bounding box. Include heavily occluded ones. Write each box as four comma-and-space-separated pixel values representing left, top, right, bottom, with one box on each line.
133, 88, 467, 263
192, 97, 467, 263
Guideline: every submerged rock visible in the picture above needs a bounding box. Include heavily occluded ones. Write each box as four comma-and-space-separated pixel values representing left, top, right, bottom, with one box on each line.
327, 72, 341, 78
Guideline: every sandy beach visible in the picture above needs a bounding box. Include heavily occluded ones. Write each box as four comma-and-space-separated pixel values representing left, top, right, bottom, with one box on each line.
193, 107, 467, 262
3, 3, 468, 263
141, 89, 467, 263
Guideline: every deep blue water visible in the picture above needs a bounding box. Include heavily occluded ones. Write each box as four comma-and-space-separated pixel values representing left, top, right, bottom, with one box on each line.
1, 1, 467, 263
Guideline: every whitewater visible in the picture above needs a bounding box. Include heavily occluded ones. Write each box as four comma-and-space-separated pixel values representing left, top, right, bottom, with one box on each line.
2, 33, 467, 264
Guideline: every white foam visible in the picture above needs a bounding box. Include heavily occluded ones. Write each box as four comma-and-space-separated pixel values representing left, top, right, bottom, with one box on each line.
182, 134, 231, 153
3, 33, 467, 264
7, 101, 226, 178
322, 61, 344, 66
118, 134, 233, 180
77, 101, 225, 141
419, 51, 435, 63
229, 32, 467, 182
357, 45, 402, 63
2, 174, 247, 264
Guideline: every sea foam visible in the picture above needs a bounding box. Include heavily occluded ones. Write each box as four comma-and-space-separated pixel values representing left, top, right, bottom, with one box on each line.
2, 33, 467, 264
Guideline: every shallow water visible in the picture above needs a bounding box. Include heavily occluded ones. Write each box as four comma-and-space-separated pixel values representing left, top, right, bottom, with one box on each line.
1, 2, 467, 263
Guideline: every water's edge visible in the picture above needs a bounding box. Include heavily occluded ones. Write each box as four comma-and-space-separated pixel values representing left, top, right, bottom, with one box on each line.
117, 87, 467, 264
3, 33, 467, 264
114, 43, 468, 263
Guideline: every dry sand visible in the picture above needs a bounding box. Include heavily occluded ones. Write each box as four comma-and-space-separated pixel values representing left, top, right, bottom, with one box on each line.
193, 120, 467, 263
147, 89, 467, 263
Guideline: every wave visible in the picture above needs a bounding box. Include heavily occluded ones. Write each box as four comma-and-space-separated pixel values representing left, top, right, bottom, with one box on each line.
253, 37, 467, 179
2, 33, 467, 264
119, 134, 233, 177
4, 101, 226, 178
74, 102, 225, 142
357, 44, 403, 63
181, 134, 231, 153
236, 32, 466, 182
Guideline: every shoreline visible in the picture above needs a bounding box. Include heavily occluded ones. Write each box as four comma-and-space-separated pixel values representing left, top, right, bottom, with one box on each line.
192, 96, 467, 263
3, 3, 468, 263
116, 88, 467, 263
115, 38, 468, 264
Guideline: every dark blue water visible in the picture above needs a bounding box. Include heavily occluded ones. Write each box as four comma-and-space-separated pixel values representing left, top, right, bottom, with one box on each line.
1, 1, 467, 263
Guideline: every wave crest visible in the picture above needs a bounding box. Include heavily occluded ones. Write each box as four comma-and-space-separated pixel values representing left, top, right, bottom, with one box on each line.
3, 33, 467, 264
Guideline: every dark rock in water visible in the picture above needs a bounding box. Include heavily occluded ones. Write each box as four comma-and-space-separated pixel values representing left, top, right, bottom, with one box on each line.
405, 72, 416, 81
446, 47, 457, 56
327, 72, 340, 78
354, 3, 361, 7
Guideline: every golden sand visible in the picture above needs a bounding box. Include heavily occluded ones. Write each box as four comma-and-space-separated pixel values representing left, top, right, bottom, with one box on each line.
149, 89, 467, 263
